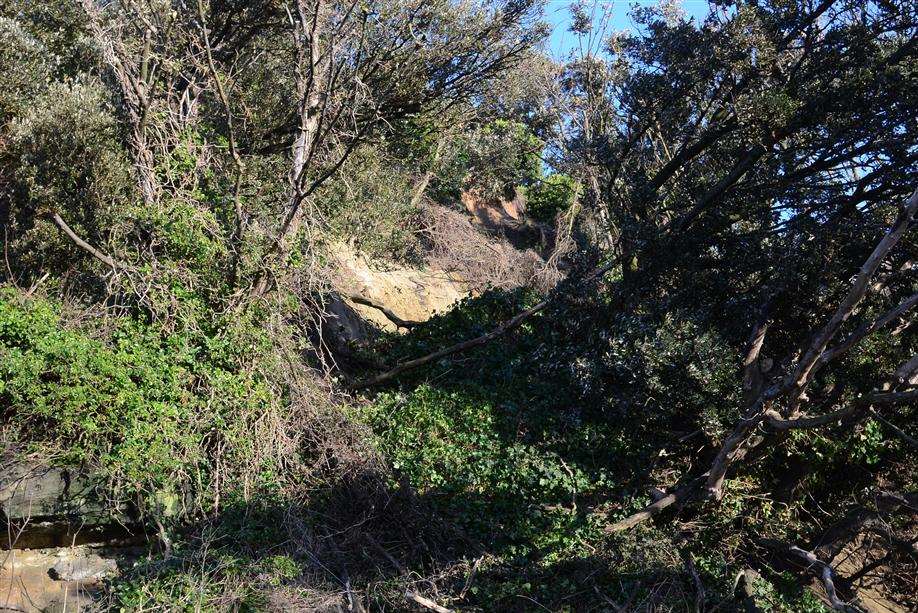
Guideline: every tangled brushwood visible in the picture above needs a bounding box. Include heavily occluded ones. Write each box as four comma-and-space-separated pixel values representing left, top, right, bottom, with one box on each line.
1, 1, 916, 611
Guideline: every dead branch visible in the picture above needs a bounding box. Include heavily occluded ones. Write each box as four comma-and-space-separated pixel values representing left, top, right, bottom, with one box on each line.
863, 528, 918, 560
893, 354, 918, 385
49, 213, 130, 271
869, 408, 918, 449
196, 0, 246, 258
778, 542, 865, 613
606, 476, 706, 533
458, 556, 483, 601
682, 551, 705, 613
363, 533, 407, 576
406, 591, 453, 613
876, 490, 918, 512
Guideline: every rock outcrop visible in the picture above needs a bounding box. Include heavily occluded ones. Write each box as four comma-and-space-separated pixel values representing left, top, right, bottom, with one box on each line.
328, 243, 468, 339
1, 547, 130, 612
1, 460, 143, 611
1, 462, 136, 549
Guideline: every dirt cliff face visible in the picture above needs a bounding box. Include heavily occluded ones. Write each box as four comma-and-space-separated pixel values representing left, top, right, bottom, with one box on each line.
461, 188, 525, 226
460, 189, 548, 250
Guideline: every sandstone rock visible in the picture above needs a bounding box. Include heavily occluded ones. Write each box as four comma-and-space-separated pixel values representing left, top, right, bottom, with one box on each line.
50, 554, 118, 582
0, 548, 114, 612
329, 243, 467, 338
0, 463, 98, 521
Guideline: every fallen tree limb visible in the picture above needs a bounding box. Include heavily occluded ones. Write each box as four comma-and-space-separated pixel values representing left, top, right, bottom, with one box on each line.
608, 421, 771, 532
893, 354, 918, 385
767, 541, 865, 613
364, 534, 453, 612
606, 475, 706, 533
349, 256, 622, 389
869, 408, 918, 449
406, 591, 453, 613
876, 490, 918, 512
734, 569, 764, 613
861, 523, 918, 559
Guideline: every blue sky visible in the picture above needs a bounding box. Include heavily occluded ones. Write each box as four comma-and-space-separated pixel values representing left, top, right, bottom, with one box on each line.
544, 1, 713, 57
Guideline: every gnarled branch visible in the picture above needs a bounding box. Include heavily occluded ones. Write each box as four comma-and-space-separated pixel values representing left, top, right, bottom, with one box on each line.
768, 541, 865, 613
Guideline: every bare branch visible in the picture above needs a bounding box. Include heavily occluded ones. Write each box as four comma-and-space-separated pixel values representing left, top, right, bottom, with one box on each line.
777, 542, 865, 613
347, 295, 422, 330
869, 408, 918, 449
606, 476, 706, 533
197, 0, 246, 258
406, 591, 453, 613
49, 213, 130, 271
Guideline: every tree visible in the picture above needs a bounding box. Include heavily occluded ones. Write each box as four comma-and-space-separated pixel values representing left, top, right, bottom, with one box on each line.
354, 7, 917, 606
2, 0, 545, 308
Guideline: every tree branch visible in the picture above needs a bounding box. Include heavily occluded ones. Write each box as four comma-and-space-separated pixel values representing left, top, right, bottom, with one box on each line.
764, 389, 917, 430
606, 476, 706, 533
347, 295, 422, 330
49, 213, 130, 271
817, 291, 918, 370
349, 255, 622, 389
789, 188, 918, 393
766, 541, 865, 613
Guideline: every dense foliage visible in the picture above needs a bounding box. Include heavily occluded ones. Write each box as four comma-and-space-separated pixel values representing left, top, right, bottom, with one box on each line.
0, 0, 915, 611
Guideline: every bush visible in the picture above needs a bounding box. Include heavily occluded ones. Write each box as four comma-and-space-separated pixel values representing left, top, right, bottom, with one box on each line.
361, 383, 607, 561
0, 17, 51, 124
3, 80, 134, 275
524, 173, 580, 222
0, 289, 275, 506
434, 119, 545, 202
315, 145, 421, 261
